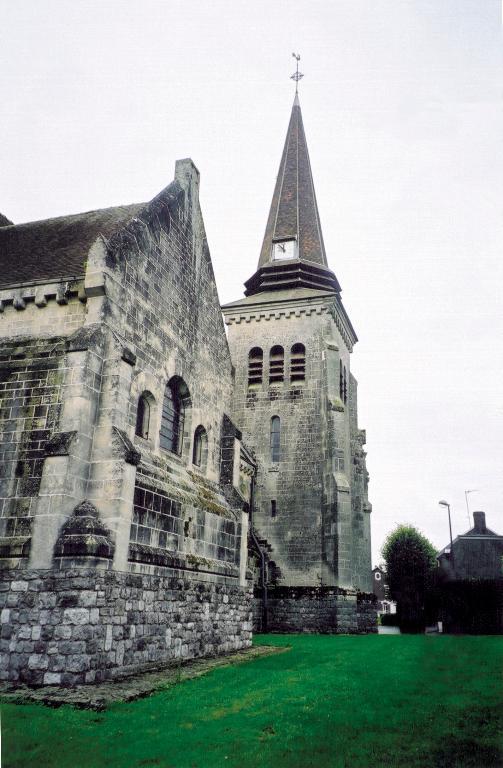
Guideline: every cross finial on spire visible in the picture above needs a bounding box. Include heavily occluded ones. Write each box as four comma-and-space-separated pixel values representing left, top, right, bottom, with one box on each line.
290, 53, 304, 95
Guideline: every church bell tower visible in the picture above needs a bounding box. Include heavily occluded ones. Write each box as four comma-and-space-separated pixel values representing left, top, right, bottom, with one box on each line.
222, 84, 375, 633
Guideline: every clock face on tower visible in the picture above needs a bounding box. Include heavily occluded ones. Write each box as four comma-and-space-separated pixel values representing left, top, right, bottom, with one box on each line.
272, 239, 296, 261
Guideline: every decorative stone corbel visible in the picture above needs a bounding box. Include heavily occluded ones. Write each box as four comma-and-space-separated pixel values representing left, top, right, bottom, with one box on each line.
112, 426, 141, 466
56, 283, 69, 305
13, 294, 26, 311
121, 347, 137, 366
34, 287, 48, 307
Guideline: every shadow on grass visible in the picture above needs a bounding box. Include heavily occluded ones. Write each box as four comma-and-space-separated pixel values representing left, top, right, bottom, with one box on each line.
431, 704, 503, 768
432, 738, 503, 768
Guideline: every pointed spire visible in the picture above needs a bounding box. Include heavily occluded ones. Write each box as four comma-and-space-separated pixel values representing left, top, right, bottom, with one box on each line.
244, 96, 340, 297
258, 94, 327, 268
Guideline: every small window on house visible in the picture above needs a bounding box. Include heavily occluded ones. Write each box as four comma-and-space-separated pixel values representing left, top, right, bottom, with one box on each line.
343, 366, 348, 404
160, 378, 189, 455
374, 571, 381, 581
339, 360, 344, 399
270, 416, 280, 462
269, 345, 284, 384
271, 500, 277, 518
290, 343, 306, 383
192, 425, 208, 471
248, 347, 263, 387
135, 392, 153, 439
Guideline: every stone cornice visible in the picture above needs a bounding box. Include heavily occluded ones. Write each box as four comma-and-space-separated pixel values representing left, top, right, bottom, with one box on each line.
0, 279, 86, 312
223, 295, 356, 351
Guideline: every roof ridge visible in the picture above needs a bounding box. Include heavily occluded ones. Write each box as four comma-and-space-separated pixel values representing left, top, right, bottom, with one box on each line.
8, 202, 145, 230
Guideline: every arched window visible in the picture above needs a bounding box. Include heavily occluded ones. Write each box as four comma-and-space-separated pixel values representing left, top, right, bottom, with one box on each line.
135, 391, 154, 439
270, 416, 280, 462
248, 347, 263, 387
290, 343, 306, 383
160, 378, 189, 454
192, 425, 208, 471
269, 345, 284, 384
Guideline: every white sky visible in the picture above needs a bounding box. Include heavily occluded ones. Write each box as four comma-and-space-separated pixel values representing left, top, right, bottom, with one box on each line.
1, 0, 502, 563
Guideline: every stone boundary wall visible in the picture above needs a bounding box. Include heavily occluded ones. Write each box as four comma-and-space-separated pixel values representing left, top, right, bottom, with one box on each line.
253, 586, 377, 634
356, 593, 378, 634
0, 568, 252, 686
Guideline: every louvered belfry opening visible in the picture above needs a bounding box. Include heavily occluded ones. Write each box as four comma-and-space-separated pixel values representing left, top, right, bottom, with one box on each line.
290, 343, 306, 383
269, 345, 285, 384
248, 347, 263, 387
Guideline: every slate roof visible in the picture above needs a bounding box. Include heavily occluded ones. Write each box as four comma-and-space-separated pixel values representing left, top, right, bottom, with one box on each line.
0, 203, 144, 289
437, 516, 503, 557
258, 93, 328, 269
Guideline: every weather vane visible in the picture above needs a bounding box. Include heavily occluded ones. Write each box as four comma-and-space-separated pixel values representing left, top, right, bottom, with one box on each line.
290, 53, 304, 94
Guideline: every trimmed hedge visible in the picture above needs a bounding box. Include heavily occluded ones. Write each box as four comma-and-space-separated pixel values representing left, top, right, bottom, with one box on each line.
439, 579, 503, 634
380, 612, 399, 627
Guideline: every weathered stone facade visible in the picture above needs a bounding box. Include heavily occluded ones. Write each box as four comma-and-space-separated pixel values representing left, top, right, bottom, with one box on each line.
0, 160, 253, 684
223, 95, 375, 633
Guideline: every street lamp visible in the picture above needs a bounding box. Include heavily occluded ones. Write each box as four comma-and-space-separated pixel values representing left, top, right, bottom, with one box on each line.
439, 500, 455, 572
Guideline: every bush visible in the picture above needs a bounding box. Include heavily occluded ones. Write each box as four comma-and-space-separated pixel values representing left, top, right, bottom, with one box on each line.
382, 525, 437, 633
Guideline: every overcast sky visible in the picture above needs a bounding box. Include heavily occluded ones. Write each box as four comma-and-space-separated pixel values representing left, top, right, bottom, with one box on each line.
1, 0, 502, 562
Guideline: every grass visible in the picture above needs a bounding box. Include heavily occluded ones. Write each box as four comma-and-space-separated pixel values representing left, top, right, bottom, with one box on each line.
2, 634, 503, 768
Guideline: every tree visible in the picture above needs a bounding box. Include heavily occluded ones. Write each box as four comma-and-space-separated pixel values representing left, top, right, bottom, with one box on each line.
382, 525, 438, 632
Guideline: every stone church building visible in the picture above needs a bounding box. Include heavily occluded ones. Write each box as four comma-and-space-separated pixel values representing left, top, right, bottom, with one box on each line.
0, 96, 374, 686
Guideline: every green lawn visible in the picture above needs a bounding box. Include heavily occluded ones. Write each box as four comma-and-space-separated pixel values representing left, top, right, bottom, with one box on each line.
2, 634, 503, 768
